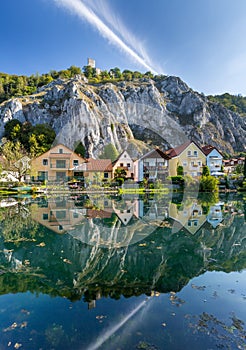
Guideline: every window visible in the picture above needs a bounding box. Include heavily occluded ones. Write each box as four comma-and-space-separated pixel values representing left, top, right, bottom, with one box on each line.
56, 160, 66, 168
104, 172, 109, 179
56, 210, 66, 219
187, 150, 191, 156
43, 213, 48, 220
59, 148, 63, 154
73, 159, 79, 166
73, 212, 79, 218
58, 225, 63, 231
38, 171, 48, 181
43, 159, 48, 166
120, 163, 123, 167
127, 163, 131, 168
194, 150, 198, 157
183, 161, 187, 166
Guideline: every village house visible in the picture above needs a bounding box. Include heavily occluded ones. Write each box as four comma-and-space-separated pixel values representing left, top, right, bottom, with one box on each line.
223, 157, 245, 174
135, 148, 170, 182
30, 144, 85, 182
112, 150, 135, 179
202, 145, 223, 175
166, 141, 206, 177
72, 158, 112, 186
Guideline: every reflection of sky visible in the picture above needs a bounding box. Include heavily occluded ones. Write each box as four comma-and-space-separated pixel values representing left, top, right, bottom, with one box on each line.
0, 270, 245, 350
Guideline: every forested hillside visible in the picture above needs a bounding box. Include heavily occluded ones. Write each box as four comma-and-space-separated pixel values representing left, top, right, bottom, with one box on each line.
0, 65, 159, 104
208, 93, 246, 116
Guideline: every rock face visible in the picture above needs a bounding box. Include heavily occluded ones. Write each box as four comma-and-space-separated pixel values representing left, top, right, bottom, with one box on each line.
0, 75, 245, 156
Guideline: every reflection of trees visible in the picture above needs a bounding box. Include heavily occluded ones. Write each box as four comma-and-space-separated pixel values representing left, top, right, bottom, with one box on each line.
0, 196, 245, 302
0, 204, 40, 244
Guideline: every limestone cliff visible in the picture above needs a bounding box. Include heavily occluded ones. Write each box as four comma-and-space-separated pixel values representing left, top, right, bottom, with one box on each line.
0, 75, 245, 156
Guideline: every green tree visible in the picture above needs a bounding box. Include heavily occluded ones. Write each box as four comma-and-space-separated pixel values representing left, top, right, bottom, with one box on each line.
4, 119, 22, 141
199, 175, 218, 192
99, 143, 119, 162
109, 67, 122, 79
1, 140, 30, 181
83, 65, 96, 79
243, 158, 246, 179
202, 165, 210, 176
74, 142, 86, 157
177, 165, 184, 176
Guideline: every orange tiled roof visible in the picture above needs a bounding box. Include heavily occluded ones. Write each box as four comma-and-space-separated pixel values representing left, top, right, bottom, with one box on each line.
86, 158, 112, 172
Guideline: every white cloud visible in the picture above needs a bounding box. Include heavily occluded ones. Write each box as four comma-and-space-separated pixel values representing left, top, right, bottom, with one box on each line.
53, 0, 160, 74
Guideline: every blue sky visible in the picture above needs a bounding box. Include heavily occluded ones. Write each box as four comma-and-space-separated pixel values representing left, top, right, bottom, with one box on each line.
1, 0, 246, 95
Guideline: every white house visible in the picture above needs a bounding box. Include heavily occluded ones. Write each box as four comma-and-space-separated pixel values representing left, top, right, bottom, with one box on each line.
112, 150, 135, 179
202, 145, 223, 175
136, 148, 170, 182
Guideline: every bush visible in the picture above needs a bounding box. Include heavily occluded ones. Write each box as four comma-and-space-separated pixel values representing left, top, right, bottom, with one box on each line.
199, 175, 218, 192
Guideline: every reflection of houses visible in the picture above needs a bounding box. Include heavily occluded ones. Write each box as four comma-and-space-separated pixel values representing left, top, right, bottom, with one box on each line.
206, 204, 223, 228
31, 197, 86, 234
136, 148, 170, 182
202, 145, 223, 175
113, 199, 139, 225
113, 150, 134, 179
166, 141, 206, 178
169, 200, 207, 234
31, 144, 85, 182
138, 199, 169, 221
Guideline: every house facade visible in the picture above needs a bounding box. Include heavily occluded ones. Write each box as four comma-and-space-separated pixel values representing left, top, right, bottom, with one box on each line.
202, 145, 223, 174
136, 148, 170, 182
73, 158, 112, 186
113, 150, 135, 179
31, 144, 85, 182
167, 141, 206, 177
223, 157, 245, 174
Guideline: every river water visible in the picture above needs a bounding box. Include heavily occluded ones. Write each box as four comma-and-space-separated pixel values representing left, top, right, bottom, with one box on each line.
0, 192, 245, 350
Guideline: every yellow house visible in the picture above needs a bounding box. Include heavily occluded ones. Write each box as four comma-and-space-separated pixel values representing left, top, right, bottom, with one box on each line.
169, 199, 207, 235
31, 144, 85, 182
166, 141, 206, 177
30, 197, 87, 234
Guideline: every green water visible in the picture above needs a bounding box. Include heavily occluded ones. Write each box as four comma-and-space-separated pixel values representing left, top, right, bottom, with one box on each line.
0, 192, 245, 349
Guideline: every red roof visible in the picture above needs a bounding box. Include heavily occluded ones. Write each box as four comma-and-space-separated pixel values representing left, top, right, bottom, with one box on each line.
87, 209, 113, 219
165, 141, 192, 158
202, 145, 223, 156
86, 158, 112, 172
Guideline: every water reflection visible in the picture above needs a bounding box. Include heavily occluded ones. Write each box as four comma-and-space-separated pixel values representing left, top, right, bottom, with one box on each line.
0, 193, 245, 305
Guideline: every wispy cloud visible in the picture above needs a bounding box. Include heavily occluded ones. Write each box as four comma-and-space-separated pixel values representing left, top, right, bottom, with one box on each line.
53, 0, 160, 74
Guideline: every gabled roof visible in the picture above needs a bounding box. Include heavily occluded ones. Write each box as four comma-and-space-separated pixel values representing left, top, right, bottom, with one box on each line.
31, 143, 85, 161
140, 148, 170, 160
165, 141, 191, 158
86, 158, 112, 172
165, 140, 205, 158
202, 145, 223, 157
112, 150, 133, 165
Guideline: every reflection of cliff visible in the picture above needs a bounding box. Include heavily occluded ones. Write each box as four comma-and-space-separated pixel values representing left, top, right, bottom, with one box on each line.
0, 196, 245, 302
